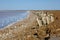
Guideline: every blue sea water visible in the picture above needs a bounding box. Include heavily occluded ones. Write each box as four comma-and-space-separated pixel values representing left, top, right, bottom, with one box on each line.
0, 12, 28, 28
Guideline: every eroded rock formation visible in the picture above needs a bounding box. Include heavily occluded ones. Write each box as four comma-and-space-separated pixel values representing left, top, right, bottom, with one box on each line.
0, 10, 60, 40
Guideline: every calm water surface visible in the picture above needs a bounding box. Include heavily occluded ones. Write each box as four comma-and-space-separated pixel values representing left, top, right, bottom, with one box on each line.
0, 12, 28, 28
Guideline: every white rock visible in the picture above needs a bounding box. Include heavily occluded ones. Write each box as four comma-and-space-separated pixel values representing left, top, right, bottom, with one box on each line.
46, 15, 51, 24
37, 18, 43, 27
14, 26, 17, 28
36, 11, 54, 26
6, 33, 9, 36
42, 16, 47, 25
51, 16, 54, 22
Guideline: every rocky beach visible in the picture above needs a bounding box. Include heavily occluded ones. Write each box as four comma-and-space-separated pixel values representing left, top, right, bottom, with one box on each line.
0, 10, 60, 40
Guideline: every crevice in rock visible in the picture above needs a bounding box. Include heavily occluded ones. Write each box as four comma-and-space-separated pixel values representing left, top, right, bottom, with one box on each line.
44, 28, 51, 40
33, 33, 39, 38
45, 37, 50, 40
56, 17, 58, 20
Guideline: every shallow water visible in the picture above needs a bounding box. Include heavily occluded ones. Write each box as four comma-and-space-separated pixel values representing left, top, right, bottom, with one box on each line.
0, 12, 28, 28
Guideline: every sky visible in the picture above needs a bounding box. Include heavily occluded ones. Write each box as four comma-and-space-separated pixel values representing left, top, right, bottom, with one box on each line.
0, 0, 60, 10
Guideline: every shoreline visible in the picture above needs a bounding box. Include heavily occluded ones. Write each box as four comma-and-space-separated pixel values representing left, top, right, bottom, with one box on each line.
0, 12, 29, 30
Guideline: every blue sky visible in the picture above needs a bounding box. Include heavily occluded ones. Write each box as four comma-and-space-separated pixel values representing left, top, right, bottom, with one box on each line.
0, 0, 60, 10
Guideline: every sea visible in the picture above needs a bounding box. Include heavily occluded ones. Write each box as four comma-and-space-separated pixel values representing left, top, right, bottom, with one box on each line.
0, 11, 28, 29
